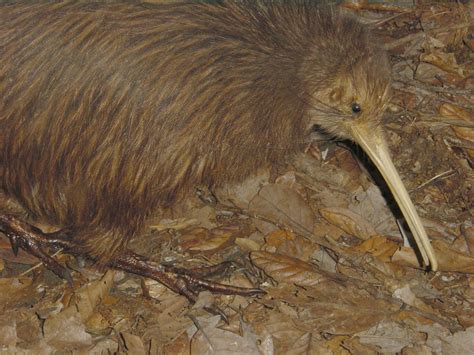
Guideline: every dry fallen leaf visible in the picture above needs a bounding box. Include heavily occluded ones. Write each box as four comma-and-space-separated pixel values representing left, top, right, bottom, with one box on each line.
391, 246, 423, 269
432, 240, 474, 273
295, 285, 399, 334
420, 52, 467, 78
286, 332, 333, 355
160, 332, 190, 355
189, 315, 260, 354
402, 344, 436, 355
439, 103, 474, 157
120, 332, 147, 355
249, 183, 315, 233
43, 270, 115, 349
392, 285, 438, 315
43, 313, 92, 349
177, 226, 237, 254
419, 3, 470, 46
265, 229, 296, 249
251, 251, 327, 287
442, 327, 474, 354
2, 2, 473, 352
354, 235, 399, 262
235, 236, 262, 251
0, 277, 33, 309
0, 313, 17, 349
349, 185, 401, 238
320, 207, 377, 240
439, 103, 473, 122
243, 302, 305, 354
356, 320, 426, 353
395, 239, 474, 273
463, 222, 474, 256
216, 169, 270, 209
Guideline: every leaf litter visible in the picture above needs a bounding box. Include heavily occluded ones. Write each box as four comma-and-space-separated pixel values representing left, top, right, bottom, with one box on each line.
0, 1, 473, 353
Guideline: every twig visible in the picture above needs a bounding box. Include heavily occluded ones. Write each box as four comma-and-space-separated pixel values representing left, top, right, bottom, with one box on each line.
418, 114, 474, 129
341, 3, 412, 13
392, 83, 474, 111
188, 314, 216, 352
393, 78, 473, 96
411, 169, 456, 193
19, 249, 64, 277
385, 23, 470, 50
373, 11, 414, 27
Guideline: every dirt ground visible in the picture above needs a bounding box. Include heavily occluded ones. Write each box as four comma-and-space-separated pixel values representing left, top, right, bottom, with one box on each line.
0, 1, 473, 354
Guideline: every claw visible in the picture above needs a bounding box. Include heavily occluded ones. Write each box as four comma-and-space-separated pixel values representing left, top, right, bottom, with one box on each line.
9, 235, 19, 256
58, 267, 74, 287
114, 251, 265, 320
1, 214, 264, 318
179, 270, 265, 296
204, 305, 229, 324
0, 214, 74, 285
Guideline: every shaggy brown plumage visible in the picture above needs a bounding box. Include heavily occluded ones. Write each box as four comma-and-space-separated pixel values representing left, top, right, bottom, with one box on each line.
0, 1, 391, 264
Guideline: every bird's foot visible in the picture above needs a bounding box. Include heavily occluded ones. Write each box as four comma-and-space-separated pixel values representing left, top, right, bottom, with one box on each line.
0, 214, 265, 319
112, 251, 265, 320
0, 214, 75, 284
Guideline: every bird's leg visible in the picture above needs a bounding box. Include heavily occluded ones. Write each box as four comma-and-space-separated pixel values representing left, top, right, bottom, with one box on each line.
111, 251, 263, 319
0, 214, 75, 284
111, 251, 264, 304
0, 214, 264, 316
166, 261, 234, 279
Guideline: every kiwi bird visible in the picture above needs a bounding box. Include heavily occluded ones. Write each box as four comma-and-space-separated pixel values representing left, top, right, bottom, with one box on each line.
0, 1, 437, 307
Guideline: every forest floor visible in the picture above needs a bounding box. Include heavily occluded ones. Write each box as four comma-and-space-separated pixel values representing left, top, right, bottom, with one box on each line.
0, 1, 473, 354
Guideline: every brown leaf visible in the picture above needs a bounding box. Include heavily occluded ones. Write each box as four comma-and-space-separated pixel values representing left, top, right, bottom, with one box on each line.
0, 313, 17, 348
392, 285, 439, 315
43, 271, 115, 348
249, 183, 315, 233
44, 313, 92, 349
0, 277, 34, 310
320, 207, 377, 240
243, 302, 309, 354
356, 320, 426, 353
349, 185, 401, 238
292, 284, 398, 334
439, 103, 474, 157
265, 229, 296, 249
235, 237, 262, 251
442, 327, 474, 355
419, 3, 470, 46
439, 103, 473, 122
251, 251, 326, 287
391, 246, 421, 269
85, 312, 111, 336
0, 308, 44, 350
215, 169, 270, 209
463, 222, 474, 256
161, 332, 190, 355
176, 227, 236, 254
394, 240, 474, 273
420, 52, 467, 78
120, 333, 147, 355
287, 333, 334, 355
189, 315, 260, 354
432, 240, 474, 273
353, 235, 399, 262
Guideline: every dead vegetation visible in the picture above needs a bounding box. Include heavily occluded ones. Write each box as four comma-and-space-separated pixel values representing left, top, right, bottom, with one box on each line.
0, 1, 473, 354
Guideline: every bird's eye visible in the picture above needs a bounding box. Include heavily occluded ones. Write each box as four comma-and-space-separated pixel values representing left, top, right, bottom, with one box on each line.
351, 103, 361, 114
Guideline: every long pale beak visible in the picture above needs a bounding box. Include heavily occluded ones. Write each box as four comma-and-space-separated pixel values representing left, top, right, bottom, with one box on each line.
349, 124, 438, 271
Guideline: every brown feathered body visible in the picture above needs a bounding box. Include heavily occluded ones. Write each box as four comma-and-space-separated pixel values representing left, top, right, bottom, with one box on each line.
0, 1, 390, 263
